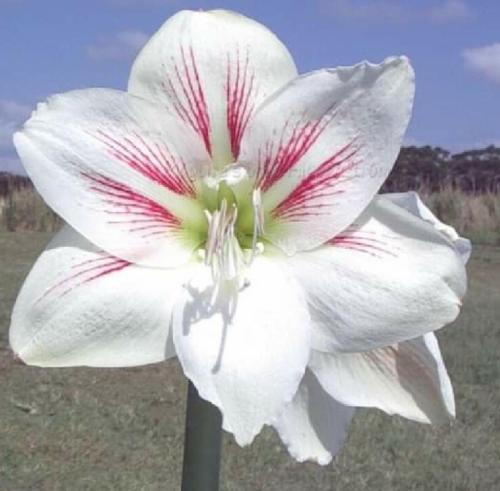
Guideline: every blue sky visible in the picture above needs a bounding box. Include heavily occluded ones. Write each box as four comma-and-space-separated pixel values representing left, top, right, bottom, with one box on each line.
0, 0, 499, 174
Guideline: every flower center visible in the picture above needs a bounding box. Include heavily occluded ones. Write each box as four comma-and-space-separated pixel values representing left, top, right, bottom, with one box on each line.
201, 165, 264, 284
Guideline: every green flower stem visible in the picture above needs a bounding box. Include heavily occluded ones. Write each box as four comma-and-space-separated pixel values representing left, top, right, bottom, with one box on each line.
181, 381, 223, 491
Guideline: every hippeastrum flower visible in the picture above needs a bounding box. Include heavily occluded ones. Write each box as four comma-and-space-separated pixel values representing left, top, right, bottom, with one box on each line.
10, 10, 468, 464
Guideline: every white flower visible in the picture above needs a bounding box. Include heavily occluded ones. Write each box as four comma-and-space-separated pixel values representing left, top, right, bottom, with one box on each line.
10, 10, 468, 464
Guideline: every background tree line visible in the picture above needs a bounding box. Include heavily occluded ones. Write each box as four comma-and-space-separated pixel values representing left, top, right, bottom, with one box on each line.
382, 145, 500, 193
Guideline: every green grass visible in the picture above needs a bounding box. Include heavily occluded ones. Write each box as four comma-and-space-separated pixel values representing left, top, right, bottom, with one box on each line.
1, 232, 499, 490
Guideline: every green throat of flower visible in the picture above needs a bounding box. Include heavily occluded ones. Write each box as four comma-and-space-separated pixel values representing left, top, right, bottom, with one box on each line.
199, 166, 265, 284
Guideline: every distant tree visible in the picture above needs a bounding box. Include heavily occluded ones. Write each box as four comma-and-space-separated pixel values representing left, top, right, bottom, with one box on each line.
383, 145, 500, 193
0, 172, 32, 198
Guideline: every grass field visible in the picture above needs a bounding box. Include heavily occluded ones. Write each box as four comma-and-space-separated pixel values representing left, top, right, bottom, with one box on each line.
1, 232, 499, 490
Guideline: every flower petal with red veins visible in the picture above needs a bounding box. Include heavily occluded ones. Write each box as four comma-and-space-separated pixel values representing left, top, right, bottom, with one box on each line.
128, 9, 298, 166
309, 333, 455, 424
239, 57, 415, 254
14, 89, 209, 267
10, 226, 190, 367
279, 196, 466, 353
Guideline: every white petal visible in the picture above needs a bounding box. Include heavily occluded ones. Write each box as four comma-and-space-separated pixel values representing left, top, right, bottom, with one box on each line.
128, 9, 297, 166
172, 256, 311, 445
239, 57, 414, 254
310, 333, 455, 424
10, 226, 189, 367
383, 191, 471, 264
14, 88, 209, 267
273, 370, 355, 465
280, 196, 466, 352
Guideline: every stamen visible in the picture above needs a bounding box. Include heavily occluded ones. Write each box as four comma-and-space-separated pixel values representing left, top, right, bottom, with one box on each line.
249, 188, 265, 264
202, 179, 265, 287
204, 199, 242, 283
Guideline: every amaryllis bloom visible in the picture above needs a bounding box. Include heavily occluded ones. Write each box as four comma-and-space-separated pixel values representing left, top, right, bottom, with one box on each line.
10, 10, 468, 464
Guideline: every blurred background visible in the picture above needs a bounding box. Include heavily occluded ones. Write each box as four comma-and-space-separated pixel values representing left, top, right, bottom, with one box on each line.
1, 1, 499, 489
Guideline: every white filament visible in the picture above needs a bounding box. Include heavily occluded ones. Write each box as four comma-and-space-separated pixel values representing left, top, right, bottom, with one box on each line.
204, 199, 241, 282
249, 188, 265, 264
204, 187, 265, 284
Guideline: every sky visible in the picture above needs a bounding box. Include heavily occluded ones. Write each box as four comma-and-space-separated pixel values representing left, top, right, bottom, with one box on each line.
0, 0, 499, 174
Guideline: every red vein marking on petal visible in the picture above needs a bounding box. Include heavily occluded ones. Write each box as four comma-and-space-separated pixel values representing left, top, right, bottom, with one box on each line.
327, 229, 398, 258
37, 253, 132, 303
162, 46, 211, 155
83, 172, 180, 236
272, 140, 359, 220
365, 343, 440, 397
93, 130, 195, 197
255, 109, 338, 193
226, 47, 258, 160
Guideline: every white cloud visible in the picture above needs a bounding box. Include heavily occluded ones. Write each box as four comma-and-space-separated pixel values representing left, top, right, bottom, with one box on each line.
321, 0, 472, 23
428, 0, 471, 23
463, 44, 500, 85
86, 30, 149, 62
